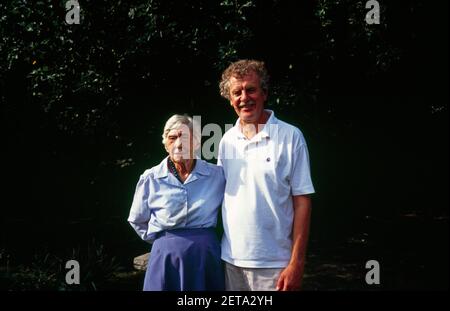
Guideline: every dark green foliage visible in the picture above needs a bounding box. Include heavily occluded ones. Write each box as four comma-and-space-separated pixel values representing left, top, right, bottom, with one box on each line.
1, 0, 260, 136
1, 0, 416, 136
1, 0, 447, 290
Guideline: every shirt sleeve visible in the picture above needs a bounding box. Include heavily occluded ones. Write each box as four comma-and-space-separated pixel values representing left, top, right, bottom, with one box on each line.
217, 139, 224, 167
127, 174, 153, 242
290, 142, 315, 196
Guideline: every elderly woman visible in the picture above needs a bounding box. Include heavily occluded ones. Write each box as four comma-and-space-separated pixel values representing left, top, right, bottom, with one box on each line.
128, 114, 225, 291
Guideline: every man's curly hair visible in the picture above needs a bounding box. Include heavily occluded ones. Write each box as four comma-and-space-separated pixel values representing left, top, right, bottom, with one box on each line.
219, 59, 269, 100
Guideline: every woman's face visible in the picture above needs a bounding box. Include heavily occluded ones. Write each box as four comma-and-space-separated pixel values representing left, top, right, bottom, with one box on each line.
164, 125, 195, 163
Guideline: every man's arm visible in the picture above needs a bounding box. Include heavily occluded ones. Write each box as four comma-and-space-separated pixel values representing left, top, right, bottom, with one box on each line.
276, 194, 312, 291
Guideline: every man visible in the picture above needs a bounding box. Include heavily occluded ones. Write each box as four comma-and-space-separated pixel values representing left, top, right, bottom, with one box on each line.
217, 59, 315, 291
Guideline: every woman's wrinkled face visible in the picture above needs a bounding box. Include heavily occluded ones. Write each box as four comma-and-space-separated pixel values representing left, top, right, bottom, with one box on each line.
164, 125, 195, 163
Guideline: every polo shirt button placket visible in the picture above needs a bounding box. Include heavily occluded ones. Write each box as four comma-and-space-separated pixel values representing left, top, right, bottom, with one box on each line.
183, 189, 188, 225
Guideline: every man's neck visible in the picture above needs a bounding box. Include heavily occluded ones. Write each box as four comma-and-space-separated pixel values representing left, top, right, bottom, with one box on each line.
239, 110, 270, 140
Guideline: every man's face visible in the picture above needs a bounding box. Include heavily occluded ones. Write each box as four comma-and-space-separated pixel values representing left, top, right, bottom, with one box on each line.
164, 126, 194, 163
228, 71, 267, 125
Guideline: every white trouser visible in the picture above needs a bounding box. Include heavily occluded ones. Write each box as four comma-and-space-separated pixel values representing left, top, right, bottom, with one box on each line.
224, 261, 283, 291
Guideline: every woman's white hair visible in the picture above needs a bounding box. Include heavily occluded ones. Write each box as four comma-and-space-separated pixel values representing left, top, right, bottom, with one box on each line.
161, 114, 201, 150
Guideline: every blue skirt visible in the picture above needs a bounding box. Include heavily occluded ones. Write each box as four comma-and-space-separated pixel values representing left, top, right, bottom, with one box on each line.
143, 228, 224, 291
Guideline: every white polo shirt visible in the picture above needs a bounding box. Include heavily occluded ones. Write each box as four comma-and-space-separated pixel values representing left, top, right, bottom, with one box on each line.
217, 110, 315, 268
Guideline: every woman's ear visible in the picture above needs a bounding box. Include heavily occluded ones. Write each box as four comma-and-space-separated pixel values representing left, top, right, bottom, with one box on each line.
193, 139, 201, 156
164, 141, 170, 154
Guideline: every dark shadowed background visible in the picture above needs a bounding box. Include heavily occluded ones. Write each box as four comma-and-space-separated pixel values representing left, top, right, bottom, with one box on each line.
1, 0, 448, 290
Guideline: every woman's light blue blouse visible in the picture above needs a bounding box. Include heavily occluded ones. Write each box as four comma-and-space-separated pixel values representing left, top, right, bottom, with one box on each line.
128, 157, 225, 243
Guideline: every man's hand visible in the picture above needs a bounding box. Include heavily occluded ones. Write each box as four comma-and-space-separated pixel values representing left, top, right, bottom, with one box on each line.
276, 261, 305, 291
